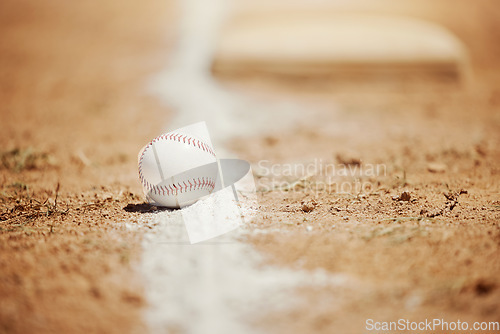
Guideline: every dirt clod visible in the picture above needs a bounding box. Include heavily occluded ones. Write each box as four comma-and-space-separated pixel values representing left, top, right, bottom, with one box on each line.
394, 191, 411, 201
301, 200, 317, 213
427, 162, 447, 173
335, 150, 362, 166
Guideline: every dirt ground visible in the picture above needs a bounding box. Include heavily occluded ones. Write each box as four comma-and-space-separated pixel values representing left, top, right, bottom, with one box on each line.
1, 0, 499, 333
222, 1, 500, 332
0, 1, 173, 333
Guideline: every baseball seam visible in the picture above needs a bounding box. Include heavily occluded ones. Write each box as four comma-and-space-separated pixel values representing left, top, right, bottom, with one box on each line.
138, 132, 216, 195
150, 177, 216, 196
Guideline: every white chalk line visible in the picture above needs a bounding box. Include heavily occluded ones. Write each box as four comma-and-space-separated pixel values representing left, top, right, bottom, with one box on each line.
138, 0, 351, 333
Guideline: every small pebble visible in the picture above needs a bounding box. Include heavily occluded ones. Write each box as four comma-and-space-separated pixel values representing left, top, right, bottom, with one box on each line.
427, 162, 447, 173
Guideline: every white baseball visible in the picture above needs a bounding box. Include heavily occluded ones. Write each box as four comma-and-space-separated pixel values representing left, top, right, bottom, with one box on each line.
138, 132, 218, 208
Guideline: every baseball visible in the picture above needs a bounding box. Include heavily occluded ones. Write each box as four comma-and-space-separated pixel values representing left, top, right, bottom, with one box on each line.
138, 132, 218, 208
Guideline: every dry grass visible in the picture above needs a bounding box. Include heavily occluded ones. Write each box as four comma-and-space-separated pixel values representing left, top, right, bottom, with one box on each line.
0, 147, 54, 172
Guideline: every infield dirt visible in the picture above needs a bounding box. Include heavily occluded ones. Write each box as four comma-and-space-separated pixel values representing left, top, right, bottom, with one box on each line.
1, 0, 499, 333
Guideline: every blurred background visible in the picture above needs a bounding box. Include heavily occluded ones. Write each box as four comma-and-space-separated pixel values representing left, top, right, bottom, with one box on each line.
150, 0, 499, 149
209, 0, 500, 82
0, 0, 499, 333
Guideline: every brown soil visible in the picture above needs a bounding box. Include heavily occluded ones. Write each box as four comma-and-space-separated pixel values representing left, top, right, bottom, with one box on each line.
0, 0, 174, 333
222, 1, 500, 332
237, 98, 500, 332
1, 0, 499, 333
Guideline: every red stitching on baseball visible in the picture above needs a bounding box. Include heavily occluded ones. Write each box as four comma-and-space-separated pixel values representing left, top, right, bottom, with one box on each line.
148, 177, 215, 197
